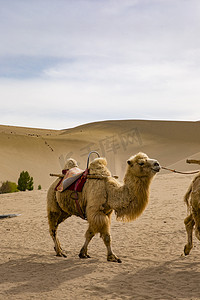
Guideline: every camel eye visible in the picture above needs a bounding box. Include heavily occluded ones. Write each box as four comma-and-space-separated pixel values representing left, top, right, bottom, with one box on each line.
127, 160, 133, 166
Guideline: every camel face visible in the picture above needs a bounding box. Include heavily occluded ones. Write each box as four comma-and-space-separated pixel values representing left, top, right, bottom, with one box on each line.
127, 152, 160, 178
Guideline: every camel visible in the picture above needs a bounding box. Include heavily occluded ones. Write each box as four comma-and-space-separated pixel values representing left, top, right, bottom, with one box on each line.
47, 152, 160, 262
184, 159, 200, 255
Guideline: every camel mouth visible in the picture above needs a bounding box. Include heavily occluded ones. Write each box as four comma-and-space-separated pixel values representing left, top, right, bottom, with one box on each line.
151, 166, 160, 173
151, 161, 160, 173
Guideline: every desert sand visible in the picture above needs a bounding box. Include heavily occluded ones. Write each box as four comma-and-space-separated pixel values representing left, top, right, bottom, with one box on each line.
1, 120, 200, 300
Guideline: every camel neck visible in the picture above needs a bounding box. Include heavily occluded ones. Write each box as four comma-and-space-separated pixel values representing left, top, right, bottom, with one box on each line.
112, 175, 152, 221
124, 174, 152, 192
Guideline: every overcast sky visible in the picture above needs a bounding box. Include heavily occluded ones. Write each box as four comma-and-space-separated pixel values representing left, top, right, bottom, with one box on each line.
0, 0, 200, 130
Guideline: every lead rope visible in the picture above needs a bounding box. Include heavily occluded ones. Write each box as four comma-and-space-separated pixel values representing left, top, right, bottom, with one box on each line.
161, 166, 200, 175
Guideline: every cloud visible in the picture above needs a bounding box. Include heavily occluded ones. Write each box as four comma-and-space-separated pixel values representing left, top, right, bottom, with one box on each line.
0, 70, 199, 130
1, 0, 199, 58
0, 0, 200, 129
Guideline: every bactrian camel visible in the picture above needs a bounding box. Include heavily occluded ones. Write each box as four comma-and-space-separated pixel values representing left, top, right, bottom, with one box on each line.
47, 152, 160, 262
184, 159, 200, 255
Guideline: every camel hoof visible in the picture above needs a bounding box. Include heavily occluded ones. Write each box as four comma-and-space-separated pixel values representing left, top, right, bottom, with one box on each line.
56, 252, 67, 258
79, 253, 91, 259
107, 255, 122, 263
184, 244, 192, 256
79, 247, 91, 259
55, 247, 67, 258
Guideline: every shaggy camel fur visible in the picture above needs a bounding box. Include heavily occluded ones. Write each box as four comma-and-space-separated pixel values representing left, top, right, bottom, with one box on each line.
184, 159, 200, 255
47, 152, 160, 262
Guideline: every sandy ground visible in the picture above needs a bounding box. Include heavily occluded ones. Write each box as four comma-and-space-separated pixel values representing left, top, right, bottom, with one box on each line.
1, 172, 200, 300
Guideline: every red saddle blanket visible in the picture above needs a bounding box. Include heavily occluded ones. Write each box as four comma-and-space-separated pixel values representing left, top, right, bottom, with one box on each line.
56, 167, 88, 192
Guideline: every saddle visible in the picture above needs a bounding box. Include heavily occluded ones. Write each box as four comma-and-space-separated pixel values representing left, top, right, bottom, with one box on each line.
56, 167, 87, 192
55, 151, 100, 219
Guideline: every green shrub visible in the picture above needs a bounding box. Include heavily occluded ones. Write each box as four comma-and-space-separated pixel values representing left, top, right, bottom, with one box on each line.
0, 181, 18, 194
18, 171, 34, 191
38, 185, 42, 190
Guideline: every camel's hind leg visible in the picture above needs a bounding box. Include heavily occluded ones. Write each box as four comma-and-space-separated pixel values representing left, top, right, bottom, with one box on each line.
48, 211, 70, 257
79, 226, 95, 259
184, 213, 195, 255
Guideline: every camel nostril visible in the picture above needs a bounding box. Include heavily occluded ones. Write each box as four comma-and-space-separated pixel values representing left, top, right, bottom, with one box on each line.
154, 162, 159, 167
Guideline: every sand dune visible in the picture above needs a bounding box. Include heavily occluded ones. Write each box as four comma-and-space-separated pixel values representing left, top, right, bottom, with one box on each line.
1, 120, 200, 299
0, 120, 200, 188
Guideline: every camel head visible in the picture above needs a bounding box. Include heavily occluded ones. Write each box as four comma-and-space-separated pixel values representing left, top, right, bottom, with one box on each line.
126, 152, 160, 178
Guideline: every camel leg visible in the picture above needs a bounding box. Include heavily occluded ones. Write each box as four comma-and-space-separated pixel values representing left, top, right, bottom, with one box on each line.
184, 214, 195, 255
48, 211, 70, 257
79, 226, 95, 259
101, 232, 122, 263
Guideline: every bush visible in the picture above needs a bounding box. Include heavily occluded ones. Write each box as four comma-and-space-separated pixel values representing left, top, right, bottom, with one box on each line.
18, 171, 34, 191
38, 185, 42, 190
0, 181, 18, 194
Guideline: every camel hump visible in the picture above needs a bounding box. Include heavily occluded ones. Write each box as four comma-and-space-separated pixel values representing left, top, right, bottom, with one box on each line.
89, 157, 111, 177
63, 158, 78, 169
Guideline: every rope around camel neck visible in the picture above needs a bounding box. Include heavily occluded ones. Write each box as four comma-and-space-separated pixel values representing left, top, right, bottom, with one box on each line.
161, 166, 200, 175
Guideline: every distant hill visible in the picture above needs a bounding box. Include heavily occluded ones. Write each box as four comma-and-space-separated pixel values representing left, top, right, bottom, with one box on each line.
0, 120, 200, 189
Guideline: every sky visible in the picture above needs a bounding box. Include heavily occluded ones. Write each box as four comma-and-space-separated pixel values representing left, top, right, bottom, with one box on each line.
0, 0, 200, 130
